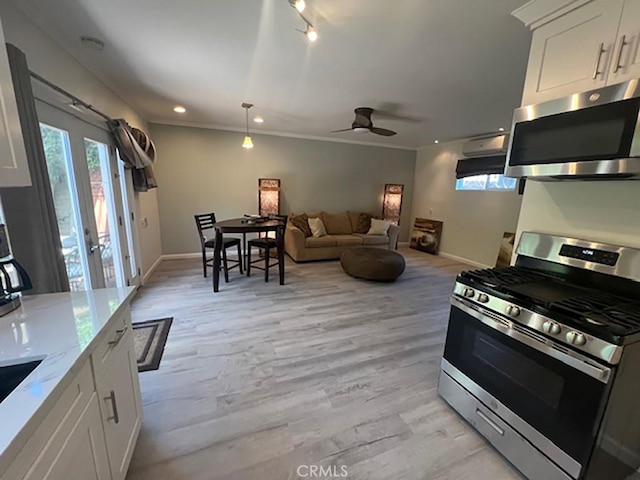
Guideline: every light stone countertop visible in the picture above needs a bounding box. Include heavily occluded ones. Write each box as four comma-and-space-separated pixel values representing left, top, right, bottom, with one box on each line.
0, 287, 136, 471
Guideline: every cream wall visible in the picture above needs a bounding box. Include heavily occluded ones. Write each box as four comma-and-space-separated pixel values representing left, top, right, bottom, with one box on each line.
516, 181, 640, 248
412, 140, 522, 267
148, 123, 417, 255
0, 0, 162, 277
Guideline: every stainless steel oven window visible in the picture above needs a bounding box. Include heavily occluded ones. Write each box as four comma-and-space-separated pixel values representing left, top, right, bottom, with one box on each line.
472, 331, 565, 409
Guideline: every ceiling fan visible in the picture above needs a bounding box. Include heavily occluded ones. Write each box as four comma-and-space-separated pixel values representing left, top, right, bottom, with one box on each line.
331, 107, 397, 137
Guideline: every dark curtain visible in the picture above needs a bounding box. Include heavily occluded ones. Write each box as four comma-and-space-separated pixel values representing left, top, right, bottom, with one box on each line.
108, 119, 157, 192
455, 155, 507, 179
0, 44, 69, 294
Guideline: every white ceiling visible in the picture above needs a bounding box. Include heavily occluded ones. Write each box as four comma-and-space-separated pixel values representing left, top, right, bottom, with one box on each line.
14, 0, 532, 149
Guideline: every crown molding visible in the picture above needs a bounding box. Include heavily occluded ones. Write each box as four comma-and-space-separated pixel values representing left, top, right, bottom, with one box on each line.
512, 0, 593, 30
147, 119, 418, 151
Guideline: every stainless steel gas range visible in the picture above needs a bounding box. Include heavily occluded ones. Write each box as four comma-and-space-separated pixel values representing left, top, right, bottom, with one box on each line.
438, 232, 640, 480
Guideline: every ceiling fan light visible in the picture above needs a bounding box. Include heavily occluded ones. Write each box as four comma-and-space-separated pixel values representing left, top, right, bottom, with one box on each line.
353, 127, 369, 133
242, 135, 254, 149
294, 0, 306, 13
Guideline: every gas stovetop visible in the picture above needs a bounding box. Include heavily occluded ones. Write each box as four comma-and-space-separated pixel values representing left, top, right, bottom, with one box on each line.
459, 266, 640, 342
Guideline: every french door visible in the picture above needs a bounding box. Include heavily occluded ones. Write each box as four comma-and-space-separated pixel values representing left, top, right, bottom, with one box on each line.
37, 101, 139, 290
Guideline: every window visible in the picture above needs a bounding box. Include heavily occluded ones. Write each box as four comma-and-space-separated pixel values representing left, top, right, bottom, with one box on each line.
455, 174, 517, 191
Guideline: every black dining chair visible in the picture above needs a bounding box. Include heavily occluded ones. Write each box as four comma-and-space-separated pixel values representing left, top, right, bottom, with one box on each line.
194, 213, 243, 281
246, 215, 287, 282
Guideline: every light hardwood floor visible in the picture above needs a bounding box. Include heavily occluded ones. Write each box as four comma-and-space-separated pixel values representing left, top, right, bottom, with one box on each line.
127, 247, 523, 480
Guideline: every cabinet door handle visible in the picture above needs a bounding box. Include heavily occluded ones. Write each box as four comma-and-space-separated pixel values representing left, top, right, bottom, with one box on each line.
104, 390, 120, 424
614, 35, 628, 73
593, 42, 605, 79
476, 408, 504, 436
108, 326, 128, 347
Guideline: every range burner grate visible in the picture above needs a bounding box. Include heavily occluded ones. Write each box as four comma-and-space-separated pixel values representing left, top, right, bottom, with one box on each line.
462, 267, 559, 289
461, 267, 640, 338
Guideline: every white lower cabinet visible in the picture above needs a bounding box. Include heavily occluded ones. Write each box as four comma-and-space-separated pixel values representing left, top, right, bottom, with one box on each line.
97, 330, 142, 480
29, 394, 111, 480
1, 307, 142, 480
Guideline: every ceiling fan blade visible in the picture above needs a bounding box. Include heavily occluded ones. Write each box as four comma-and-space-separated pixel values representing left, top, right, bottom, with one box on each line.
331, 128, 354, 133
370, 127, 397, 137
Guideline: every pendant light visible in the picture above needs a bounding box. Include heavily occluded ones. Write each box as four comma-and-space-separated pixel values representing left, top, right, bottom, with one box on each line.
241, 102, 254, 149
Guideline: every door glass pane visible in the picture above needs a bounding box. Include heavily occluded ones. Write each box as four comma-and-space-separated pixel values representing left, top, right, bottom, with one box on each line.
118, 159, 137, 279
84, 139, 124, 288
40, 123, 90, 291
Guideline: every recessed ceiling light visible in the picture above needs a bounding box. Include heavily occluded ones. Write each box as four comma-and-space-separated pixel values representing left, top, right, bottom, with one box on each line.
254, 116, 264, 124
294, 0, 306, 13
173, 106, 186, 113
434, 140, 439, 144
499, 127, 505, 132
80, 36, 104, 51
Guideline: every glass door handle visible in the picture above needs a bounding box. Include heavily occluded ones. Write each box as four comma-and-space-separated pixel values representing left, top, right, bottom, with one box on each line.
88, 238, 104, 254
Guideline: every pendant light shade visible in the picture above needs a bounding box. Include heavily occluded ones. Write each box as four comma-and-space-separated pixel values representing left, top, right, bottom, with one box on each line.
241, 102, 254, 149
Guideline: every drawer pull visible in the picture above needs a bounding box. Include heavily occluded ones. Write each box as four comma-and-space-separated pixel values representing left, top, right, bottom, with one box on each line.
476, 408, 504, 436
104, 390, 120, 424
108, 326, 128, 347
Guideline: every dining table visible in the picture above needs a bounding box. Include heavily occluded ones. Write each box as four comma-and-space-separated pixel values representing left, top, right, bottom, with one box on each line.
211, 217, 285, 292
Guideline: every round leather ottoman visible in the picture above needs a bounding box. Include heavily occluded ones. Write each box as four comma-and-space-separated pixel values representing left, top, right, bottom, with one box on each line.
340, 247, 406, 282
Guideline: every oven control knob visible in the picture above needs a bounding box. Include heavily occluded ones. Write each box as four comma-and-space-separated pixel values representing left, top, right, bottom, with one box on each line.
542, 321, 561, 335
507, 305, 521, 317
566, 331, 587, 346
462, 288, 475, 298
477, 294, 489, 304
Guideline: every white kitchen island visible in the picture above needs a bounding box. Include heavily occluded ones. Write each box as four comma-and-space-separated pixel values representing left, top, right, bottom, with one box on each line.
0, 287, 141, 480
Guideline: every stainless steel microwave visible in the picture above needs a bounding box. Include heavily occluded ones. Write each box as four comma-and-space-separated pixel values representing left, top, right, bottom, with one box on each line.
504, 79, 640, 180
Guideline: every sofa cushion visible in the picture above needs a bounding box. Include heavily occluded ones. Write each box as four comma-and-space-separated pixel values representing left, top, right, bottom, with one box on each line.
290, 213, 312, 237
356, 213, 374, 234
305, 235, 337, 248
354, 234, 389, 245
321, 212, 353, 235
332, 235, 363, 246
308, 217, 327, 237
306, 211, 322, 219
347, 211, 361, 232
368, 218, 391, 236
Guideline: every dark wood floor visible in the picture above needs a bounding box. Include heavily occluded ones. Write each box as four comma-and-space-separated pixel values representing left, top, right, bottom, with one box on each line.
126, 247, 523, 480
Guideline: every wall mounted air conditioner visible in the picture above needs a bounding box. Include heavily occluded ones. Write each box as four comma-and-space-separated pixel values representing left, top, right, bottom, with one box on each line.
462, 134, 508, 157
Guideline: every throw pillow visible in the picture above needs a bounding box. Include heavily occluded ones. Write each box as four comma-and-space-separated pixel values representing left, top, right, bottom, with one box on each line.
357, 213, 374, 234
290, 213, 312, 237
321, 212, 353, 235
308, 217, 327, 237
367, 218, 391, 236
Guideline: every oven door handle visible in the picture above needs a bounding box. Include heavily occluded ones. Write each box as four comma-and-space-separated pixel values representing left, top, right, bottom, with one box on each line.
451, 296, 612, 384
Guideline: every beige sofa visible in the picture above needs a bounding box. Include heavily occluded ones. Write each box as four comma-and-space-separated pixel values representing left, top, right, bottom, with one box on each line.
285, 211, 400, 262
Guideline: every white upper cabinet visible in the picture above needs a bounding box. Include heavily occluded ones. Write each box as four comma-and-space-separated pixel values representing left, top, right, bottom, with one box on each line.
0, 18, 30, 187
520, 0, 625, 106
608, 0, 640, 84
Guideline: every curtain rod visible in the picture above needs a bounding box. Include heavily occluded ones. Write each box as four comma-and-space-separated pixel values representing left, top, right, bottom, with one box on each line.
29, 70, 114, 123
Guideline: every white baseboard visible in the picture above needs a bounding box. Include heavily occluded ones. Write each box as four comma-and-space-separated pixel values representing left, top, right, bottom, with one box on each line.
439, 252, 491, 269
142, 255, 163, 284
162, 252, 202, 261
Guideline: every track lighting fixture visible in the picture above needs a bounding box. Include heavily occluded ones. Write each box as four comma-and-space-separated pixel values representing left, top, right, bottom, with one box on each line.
305, 25, 318, 42
289, 0, 317, 42
241, 102, 254, 149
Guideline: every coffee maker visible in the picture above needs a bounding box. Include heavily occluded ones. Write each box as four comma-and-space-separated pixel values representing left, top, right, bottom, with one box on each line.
0, 224, 32, 316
